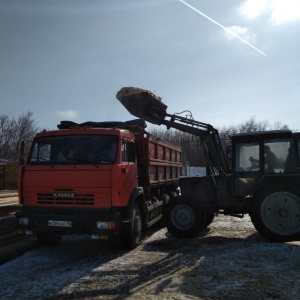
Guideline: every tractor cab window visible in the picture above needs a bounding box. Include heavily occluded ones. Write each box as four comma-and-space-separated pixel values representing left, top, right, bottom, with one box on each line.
264, 139, 296, 173
235, 139, 297, 174
235, 143, 259, 172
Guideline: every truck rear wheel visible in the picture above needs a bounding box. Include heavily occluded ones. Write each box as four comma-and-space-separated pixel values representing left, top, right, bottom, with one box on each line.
121, 204, 142, 250
251, 184, 300, 242
165, 196, 206, 238
36, 232, 62, 246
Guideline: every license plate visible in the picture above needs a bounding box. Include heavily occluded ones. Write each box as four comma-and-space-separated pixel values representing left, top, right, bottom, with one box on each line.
48, 220, 72, 227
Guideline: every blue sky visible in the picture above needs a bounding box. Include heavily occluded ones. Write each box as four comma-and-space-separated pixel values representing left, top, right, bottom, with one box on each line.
1, 0, 300, 130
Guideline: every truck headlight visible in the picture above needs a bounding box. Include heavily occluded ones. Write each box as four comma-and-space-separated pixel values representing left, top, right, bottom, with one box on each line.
96, 221, 108, 230
19, 217, 29, 225
96, 221, 116, 230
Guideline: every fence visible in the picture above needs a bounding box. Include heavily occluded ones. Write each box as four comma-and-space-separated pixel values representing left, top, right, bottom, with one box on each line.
0, 162, 19, 190
182, 166, 206, 176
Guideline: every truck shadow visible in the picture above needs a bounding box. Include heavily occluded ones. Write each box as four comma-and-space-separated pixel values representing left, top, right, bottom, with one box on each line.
44, 228, 281, 300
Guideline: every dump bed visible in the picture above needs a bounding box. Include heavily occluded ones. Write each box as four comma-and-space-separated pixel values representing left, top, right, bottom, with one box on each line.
135, 134, 182, 187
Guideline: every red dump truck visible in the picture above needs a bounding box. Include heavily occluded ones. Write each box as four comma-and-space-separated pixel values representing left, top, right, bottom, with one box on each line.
16, 119, 182, 249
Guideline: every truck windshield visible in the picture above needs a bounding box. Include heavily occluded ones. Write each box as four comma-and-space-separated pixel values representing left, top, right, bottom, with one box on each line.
28, 135, 118, 165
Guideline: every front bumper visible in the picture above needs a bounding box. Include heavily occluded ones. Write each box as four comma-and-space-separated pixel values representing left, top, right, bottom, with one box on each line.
15, 206, 122, 237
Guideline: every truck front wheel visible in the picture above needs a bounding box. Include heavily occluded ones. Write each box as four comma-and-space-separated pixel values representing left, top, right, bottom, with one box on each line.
121, 204, 142, 250
204, 212, 215, 228
165, 196, 206, 238
251, 184, 300, 242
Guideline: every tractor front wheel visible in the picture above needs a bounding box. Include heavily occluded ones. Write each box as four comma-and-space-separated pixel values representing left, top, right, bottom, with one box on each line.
165, 196, 206, 238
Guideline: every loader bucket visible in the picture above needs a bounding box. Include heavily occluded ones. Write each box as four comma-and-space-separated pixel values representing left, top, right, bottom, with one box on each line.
116, 87, 167, 125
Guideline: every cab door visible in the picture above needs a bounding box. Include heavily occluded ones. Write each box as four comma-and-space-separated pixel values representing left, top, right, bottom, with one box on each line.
117, 138, 138, 205
232, 141, 262, 197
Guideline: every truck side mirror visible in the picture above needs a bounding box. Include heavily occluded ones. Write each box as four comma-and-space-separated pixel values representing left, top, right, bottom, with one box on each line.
19, 140, 25, 165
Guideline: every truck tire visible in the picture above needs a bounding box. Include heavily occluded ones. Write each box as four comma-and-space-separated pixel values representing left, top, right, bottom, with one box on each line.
165, 196, 206, 238
36, 232, 62, 246
204, 212, 215, 228
121, 204, 142, 250
250, 184, 300, 242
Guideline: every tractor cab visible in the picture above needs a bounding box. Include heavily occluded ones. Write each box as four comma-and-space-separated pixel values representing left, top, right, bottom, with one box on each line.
230, 130, 300, 198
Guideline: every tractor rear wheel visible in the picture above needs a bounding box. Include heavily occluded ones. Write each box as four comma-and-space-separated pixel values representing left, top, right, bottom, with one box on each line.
251, 184, 300, 242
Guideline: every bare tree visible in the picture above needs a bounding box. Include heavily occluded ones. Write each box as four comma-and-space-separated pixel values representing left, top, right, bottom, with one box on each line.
0, 112, 39, 160
0, 114, 15, 159
219, 115, 289, 138
148, 126, 205, 166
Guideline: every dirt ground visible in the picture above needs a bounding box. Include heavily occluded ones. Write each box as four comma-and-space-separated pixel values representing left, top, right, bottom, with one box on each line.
0, 214, 299, 300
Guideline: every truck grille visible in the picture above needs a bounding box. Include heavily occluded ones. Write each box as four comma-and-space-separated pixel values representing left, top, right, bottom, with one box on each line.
37, 193, 94, 206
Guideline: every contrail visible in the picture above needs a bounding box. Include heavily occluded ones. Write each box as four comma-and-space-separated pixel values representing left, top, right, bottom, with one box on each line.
178, 0, 267, 56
